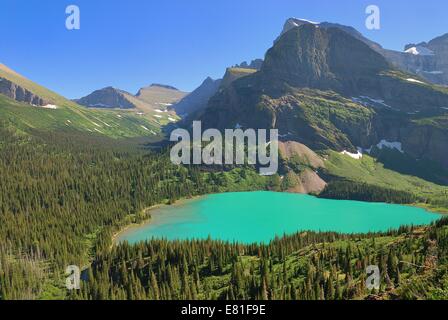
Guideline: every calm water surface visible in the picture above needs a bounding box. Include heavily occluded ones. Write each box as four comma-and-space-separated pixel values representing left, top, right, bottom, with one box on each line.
117, 192, 440, 244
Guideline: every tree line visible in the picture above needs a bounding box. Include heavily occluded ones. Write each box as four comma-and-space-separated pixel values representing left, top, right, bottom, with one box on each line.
71, 219, 448, 300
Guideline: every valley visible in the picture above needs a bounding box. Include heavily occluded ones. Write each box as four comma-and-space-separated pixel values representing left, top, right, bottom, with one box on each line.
1, 12, 448, 302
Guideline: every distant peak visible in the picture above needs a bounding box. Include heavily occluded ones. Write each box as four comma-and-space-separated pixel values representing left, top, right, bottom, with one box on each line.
286, 17, 320, 26
276, 18, 321, 42
203, 76, 218, 84
149, 84, 179, 91
99, 86, 128, 94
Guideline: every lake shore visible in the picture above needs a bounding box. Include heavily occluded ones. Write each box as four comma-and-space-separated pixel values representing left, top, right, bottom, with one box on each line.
110, 191, 443, 246
112, 195, 205, 245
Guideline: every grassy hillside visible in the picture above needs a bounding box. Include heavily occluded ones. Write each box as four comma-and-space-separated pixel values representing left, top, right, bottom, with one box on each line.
0, 63, 178, 138
0, 95, 162, 138
323, 151, 448, 211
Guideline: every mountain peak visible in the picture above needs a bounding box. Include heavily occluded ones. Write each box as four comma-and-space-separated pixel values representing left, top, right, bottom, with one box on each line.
148, 84, 179, 91
283, 18, 320, 31
135, 83, 188, 107
263, 24, 390, 94
76, 86, 135, 109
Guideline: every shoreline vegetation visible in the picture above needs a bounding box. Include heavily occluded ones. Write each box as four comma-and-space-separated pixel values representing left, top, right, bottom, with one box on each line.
78, 217, 448, 300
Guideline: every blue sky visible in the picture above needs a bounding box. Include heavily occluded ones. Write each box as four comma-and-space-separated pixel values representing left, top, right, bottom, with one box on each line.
1, 0, 447, 98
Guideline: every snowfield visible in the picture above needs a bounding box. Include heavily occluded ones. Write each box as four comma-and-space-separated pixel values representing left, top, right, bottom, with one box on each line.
404, 46, 434, 56
340, 149, 363, 160
40, 104, 58, 109
406, 78, 425, 84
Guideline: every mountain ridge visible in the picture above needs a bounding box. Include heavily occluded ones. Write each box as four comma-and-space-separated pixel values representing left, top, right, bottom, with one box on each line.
193, 23, 448, 171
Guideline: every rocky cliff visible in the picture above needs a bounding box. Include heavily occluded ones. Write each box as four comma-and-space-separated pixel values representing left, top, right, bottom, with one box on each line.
0, 77, 47, 106
278, 18, 448, 86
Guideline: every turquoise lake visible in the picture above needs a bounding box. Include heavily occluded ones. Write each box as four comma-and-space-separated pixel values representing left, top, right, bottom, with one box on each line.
117, 192, 441, 244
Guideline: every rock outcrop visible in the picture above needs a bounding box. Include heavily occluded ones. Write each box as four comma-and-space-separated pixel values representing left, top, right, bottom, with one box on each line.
0, 77, 47, 106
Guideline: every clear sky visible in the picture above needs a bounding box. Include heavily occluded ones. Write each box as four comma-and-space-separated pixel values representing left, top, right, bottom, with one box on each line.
1, 0, 447, 98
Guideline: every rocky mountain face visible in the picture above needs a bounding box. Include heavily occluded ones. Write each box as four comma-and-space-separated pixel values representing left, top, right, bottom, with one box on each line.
234, 59, 264, 70
393, 33, 448, 85
194, 24, 448, 170
261, 25, 391, 93
257, 25, 447, 111
0, 77, 47, 106
177, 68, 258, 124
279, 18, 448, 86
220, 67, 258, 89
76, 87, 136, 109
171, 77, 222, 116
277, 18, 382, 50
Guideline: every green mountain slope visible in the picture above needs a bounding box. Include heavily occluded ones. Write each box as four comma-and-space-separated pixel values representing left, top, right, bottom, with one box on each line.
0, 64, 163, 138
323, 151, 448, 205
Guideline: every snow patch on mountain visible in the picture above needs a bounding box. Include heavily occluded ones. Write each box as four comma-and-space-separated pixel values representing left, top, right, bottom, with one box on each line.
40, 104, 58, 109
289, 18, 320, 26
405, 46, 434, 56
340, 149, 363, 160
406, 78, 425, 84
